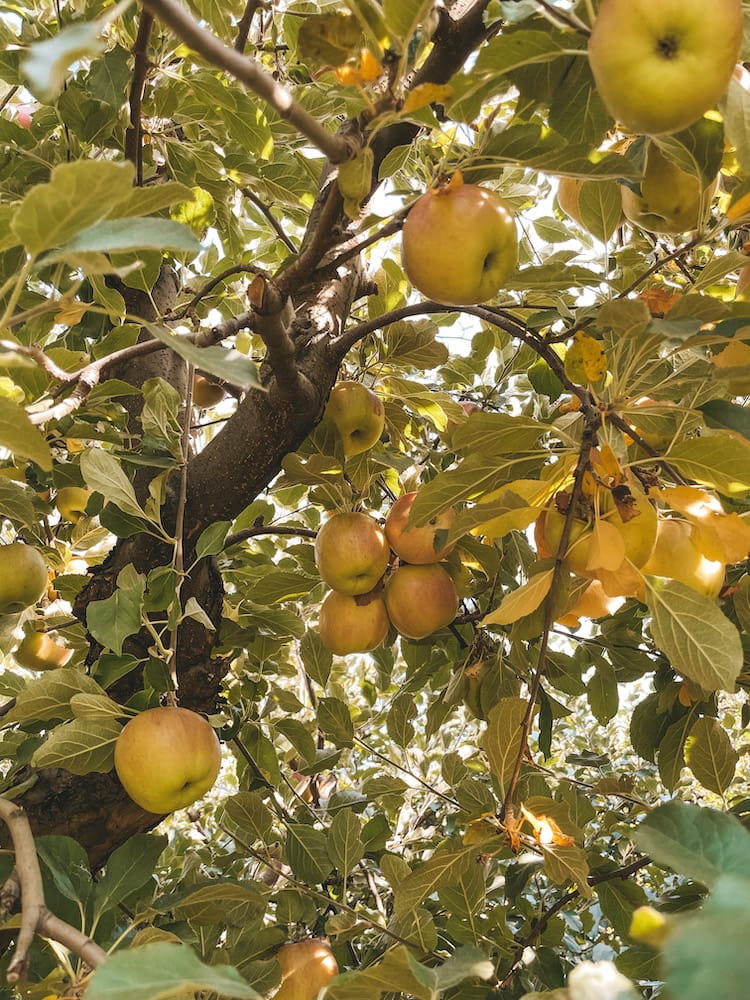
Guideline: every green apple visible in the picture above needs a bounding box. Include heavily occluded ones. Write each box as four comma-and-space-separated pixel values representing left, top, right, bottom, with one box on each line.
12, 631, 73, 670
385, 491, 456, 564
588, 0, 743, 135
325, 381, 385, 457
641, 518, 725, 597
384, 563, 459, 639
0, 543, 49, 615
620, 142, 717, 235
114, 706, 222, 814
401, 174, 517, 305
314, 511, 390, 595
318, 588, 389, 655
274, 939, 338, 1000
56, 486, 92, 523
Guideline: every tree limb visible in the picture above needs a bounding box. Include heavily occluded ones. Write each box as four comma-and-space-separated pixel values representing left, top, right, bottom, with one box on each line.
124, 10, 154, 183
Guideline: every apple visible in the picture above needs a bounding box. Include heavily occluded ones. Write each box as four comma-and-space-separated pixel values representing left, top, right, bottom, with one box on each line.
588, 0, 743, 135
114, 706, 222, 814
620, 142, 717, 235
314, 511, 390, 595
274, 939, 338, 1000
401, 174, 517, 305
384, 563, 459, 639
325, 381, 384, 457
193, 375, 226, 408
12, 631, 73, 671
318, 588, 389, 655
641, 518, 724, 597
385, 492, 456, 565
56, 486, 92, 523
0, 543, 49, 615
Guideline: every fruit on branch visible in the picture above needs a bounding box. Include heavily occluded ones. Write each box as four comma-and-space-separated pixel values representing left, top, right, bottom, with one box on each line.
192, 375, 226, 408
0, 543, 49, 615
401, 173, 517, 305
114, 706, 222, 814
56, 486, 92, 523
620, 142, 718, 235
325, 380, 385, 457
384, 563, 459, 639
314, 511, 390, 595
318, 588, 389, 655
385, 492, 456, 564
588, 0, 743, 135
273, 939, 338, 1000
12, 631, 73, 670
641, 518, 725, 597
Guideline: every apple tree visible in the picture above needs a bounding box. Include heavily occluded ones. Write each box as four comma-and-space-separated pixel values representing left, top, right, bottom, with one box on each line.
2, 0, 750, 997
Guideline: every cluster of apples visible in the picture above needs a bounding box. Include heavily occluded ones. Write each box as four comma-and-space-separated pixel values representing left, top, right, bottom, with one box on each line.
315, 493, 459, 655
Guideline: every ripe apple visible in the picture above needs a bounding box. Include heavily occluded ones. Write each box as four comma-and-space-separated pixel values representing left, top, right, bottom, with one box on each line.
384, 563, 459, 639
12, 631, 73, 671
620, 142, 717, 235
56, 486, 92, 523
588, 0, 743, 135
274, 939, 338, 1000
314, 511, 390, 595
385, 492, 456, 564
401, 175, 517, 305
318, 588, 389, 655
0, 543, 49, 615
192, 375, 226, 408
114, 706, 222, 814
641, 518, 724, 597
325, 381, 385, 457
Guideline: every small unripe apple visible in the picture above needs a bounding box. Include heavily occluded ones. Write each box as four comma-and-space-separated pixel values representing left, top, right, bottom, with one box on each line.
274, 939, 338, 1000
325, 381, 385, 457
0, 543, 49, 615
384, 563, 459, 639
620, 142, 717, 235
56, 486, 92, 523
319, 588, 389, 655
114, 706, 222, 814
314, 511, 390, 595
12, 631, 73, 671
401, 174, 517, 305
192, 375, 226, 408
385, 492, 456, 564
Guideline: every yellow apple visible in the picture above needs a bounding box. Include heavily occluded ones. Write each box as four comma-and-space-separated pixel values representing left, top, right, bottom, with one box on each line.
620, 142, 717, 235
401, 175, 517, 305
56, 486, 92, 523
325, 381, 385, 457
12, 631, 73, 671
0, 543, 49, 615
318, 588, 389, 655
274, 939, 338, 1000
385, 492, 456, 564
114, 706, 222, 814
384, 563, 459, 639
314, 511, 390, 595
641, 518, 725, 597
192, 375, 226, 408
588, 0, 743, 135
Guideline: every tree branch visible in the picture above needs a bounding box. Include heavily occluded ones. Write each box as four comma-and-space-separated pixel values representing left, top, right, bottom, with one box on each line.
124, 10, 154, 183
243, 188, 298, 254
234, 0, 262, 53
139, 0, 355, 164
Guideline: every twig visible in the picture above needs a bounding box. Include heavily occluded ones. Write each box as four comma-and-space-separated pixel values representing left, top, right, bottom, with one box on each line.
223, 524, 317, 550
140, 0, 354, 163
173, 263, 269, 320
124, 10, 154, 183
234, 0, 262, 52
243, 188, 298, 254
0, 798, 106, 983
354, 736, 460, 808
536, 0, 591, 34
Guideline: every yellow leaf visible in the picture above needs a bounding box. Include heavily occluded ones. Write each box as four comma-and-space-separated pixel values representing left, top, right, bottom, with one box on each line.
403, 83, 454, 113
692, 513, 750, 564
470, 505, 540, 540
727, 189, 750, 222
482, 569, 554, 626
585, 518, 626, 573
54, 298, 89, 326
564, 330, 607, 384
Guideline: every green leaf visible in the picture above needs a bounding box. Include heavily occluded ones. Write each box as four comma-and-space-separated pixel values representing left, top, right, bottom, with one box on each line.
484, 697, 529, 798
386, 692, 417, 748
645, 579, 742, 692
69, 693, 125, 720
666, 435, 750, 495
143, 323, 262, 392
86, 941, 260, 1000
684, 717, 738, 795
326, 946, 432, 1000
221, 792, 275, 844
196, 521, 232, 559
578, 179, 623, 243
86, 578, 145, 656
31, 717, 121, 774
327, 808, 365, 876
699, 398, 750, 441
0, 477, 37, 529
47, 217, 200, 260
0, 397, 52, 471
284, 824, 334, 884
300, 631, 333, 688
80, 450, 149, 522
634, 801, 750, 887
4, 668, 106, 725
657, 716, 694, 792
36, 836, 92, 902
382, 0, 432, 42
541, 842, 592, 898
587, 659, 619, 724
94, 834, 168, 917
597, 879, 649, 940
23, 23, 105, 101
394, 842, 482, 917
174, 883, 268, 927
317, 696, 354, 748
